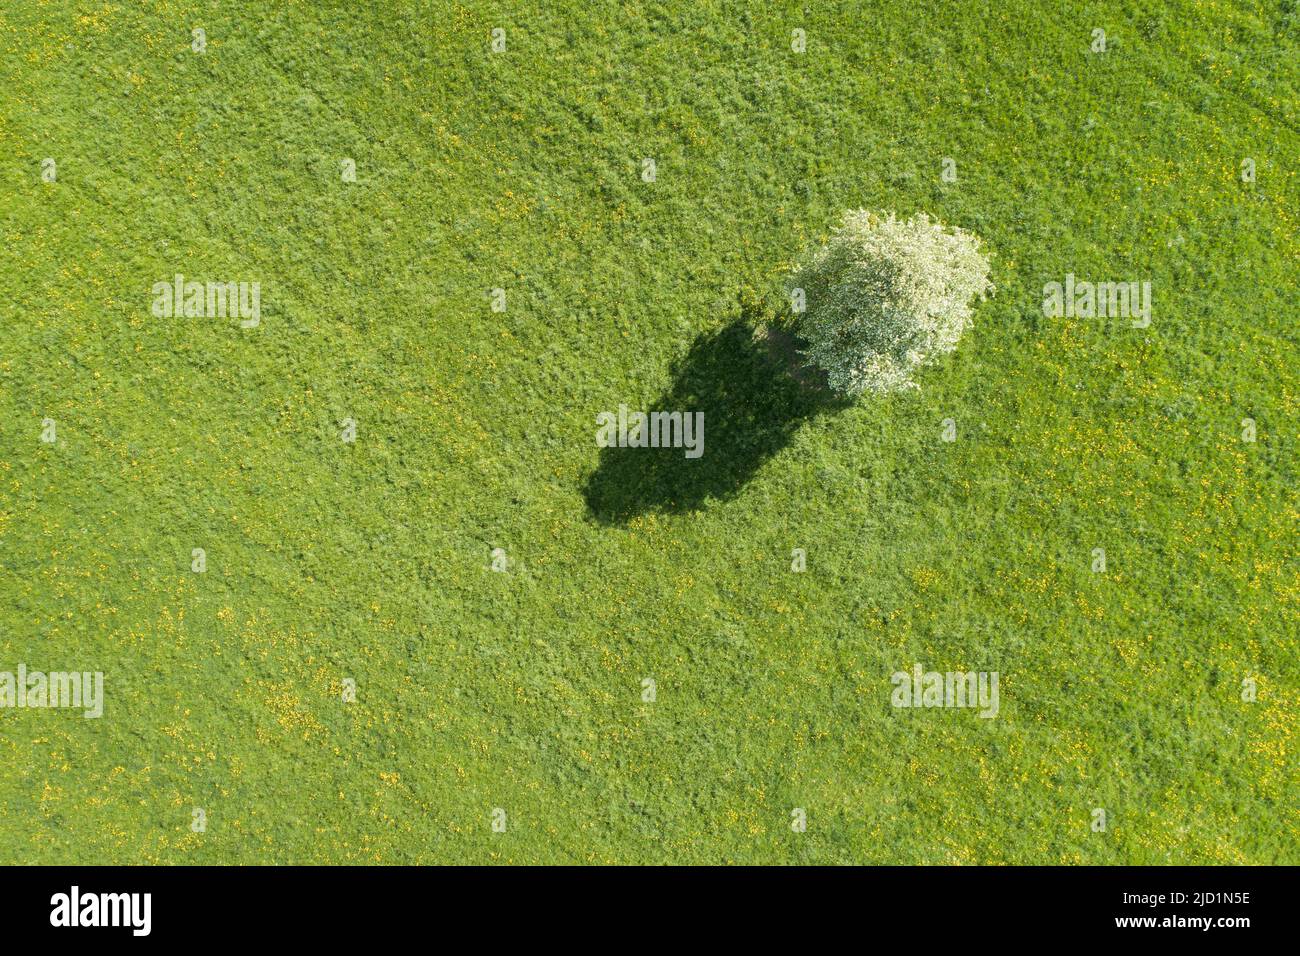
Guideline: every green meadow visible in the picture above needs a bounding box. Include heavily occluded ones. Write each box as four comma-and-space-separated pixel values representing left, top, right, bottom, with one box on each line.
0, 1, 1295, 864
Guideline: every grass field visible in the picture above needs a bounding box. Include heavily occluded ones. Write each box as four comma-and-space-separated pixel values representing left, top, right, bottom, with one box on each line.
0, 1, 1296, 864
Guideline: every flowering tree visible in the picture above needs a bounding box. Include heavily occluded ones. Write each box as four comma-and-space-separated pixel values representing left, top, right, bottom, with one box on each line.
790, 210, 992, 396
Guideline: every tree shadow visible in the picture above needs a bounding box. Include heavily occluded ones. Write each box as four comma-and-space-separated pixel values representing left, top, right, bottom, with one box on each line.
583, 309, 848, 524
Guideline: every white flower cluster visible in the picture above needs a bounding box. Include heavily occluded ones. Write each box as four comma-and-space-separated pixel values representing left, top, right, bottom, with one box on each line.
790, 210, 992, 396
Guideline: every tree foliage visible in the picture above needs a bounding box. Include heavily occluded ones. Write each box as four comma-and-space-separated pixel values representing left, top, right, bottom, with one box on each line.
791, 210, 992, 396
